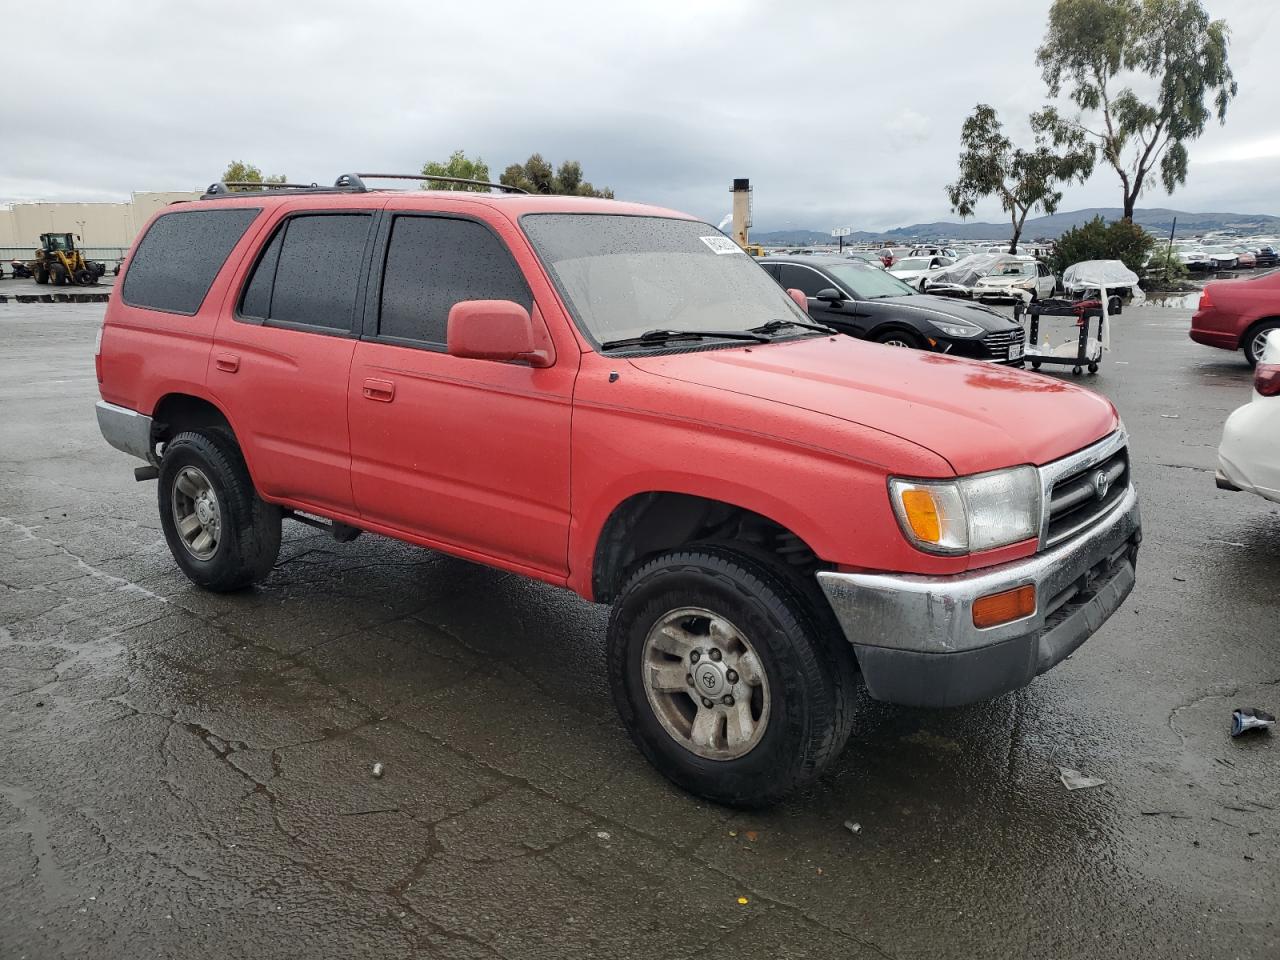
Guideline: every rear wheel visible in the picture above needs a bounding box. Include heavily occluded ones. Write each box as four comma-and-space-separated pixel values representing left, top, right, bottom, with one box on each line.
50, 264, 67, 286
158, 430, 281, 591
1243, 320, 1280, 367
607, 547, 857, 807
874, 328, 924, 350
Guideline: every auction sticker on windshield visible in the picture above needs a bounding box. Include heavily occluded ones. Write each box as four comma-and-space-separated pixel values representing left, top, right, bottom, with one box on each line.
700, 235, 746, 255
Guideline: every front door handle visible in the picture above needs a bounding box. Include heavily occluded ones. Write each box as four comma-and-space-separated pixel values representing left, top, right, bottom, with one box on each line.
214, 353, 239, 373
362, 378, 395, 402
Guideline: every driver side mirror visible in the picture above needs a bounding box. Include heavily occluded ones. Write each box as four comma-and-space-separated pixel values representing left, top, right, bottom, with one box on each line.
815, 287, 843, 303
785, 288, 809, 314
447, 300, 552, 367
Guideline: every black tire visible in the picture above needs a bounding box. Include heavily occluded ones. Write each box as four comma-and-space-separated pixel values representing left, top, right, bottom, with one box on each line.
34, 267, 48, 285
1243, 319, 1280, 367
1072, 366, 1082, 375
1031, 361, 1041, 370
607, 547, 857, 808
73, 268, 91, 285
1088, 362, 1099, 374
51, 264, 67, 286
158, 430, 281, 592
873, 328, 924, 350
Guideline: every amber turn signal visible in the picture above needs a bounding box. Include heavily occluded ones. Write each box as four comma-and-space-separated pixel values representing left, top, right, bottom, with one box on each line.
899, 489, 941, 543
972, 584, 1036, 629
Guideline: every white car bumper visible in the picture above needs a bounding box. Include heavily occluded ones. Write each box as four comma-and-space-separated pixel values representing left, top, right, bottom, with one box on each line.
1217, 398, 1280, 504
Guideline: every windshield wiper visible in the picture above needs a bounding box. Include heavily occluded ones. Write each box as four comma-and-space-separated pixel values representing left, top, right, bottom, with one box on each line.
599, 328, 771, 350
748, 318, 837, 336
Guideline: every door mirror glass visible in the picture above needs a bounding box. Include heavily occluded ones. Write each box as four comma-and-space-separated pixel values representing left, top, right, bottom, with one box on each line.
815, 287, 843, 302
447, 300, 550, 366
785, 288, 809, 314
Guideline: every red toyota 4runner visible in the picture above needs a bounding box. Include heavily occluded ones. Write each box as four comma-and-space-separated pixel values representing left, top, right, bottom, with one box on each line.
96, 174, 1141, 806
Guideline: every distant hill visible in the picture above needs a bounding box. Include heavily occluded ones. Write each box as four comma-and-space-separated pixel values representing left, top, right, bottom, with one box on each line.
752, 208, 1280, 244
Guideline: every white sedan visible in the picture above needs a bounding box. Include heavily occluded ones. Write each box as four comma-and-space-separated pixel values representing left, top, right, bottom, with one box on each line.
1217, 330, 1280, 503
888, 255, 953, 289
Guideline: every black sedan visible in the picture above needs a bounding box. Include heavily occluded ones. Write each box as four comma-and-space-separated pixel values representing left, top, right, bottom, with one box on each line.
759, 255, 1026, 363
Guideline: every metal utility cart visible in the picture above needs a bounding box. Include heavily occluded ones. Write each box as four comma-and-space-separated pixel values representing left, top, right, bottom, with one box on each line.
1015, 297, 1111, 376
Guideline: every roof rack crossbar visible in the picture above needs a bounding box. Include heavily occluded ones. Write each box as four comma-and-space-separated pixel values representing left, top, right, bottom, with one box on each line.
202, 180, 329, 199
350, 172, 529, 195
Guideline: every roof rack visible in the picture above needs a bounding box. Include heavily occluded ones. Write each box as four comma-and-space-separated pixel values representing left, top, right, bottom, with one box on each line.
341, 173, 529, 194
202, 180, 326, 199
200, 172, 530, 202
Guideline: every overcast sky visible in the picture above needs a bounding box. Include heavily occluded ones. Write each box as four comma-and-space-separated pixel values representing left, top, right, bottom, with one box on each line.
1, 0, 1275, 231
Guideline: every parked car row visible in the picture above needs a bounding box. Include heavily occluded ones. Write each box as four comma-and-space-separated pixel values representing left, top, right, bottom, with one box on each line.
1173, 238, 1280, 272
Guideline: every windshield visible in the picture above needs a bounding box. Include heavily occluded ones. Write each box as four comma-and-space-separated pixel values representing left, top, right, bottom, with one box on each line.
521, 214, 807, 345
995, 262, 1036, 276
896, 257, 931, 270
823, 262, 917, 298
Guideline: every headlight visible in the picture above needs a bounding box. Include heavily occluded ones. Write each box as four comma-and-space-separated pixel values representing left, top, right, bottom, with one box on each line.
1015, 278, 1036, 289
889, 466, 1041, 554
932, 318, 983, 338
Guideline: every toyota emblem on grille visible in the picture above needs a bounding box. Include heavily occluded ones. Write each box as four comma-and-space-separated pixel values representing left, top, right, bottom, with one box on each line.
1092, 469, 1110, 501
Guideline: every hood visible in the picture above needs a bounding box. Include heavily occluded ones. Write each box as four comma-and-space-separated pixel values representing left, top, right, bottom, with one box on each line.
868, 294, 1018, 332
627, 336, 1117, 475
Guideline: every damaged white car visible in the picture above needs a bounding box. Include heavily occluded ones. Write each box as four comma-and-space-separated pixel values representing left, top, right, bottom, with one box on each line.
1217, 330, 1280, 504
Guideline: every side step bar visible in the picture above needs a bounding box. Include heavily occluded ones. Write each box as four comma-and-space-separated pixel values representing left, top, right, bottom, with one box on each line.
283, 510, 362, 542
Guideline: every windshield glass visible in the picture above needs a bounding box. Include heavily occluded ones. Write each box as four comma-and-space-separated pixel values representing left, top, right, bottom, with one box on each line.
896, 258, 931, 270
521, 214, 806, 345
823, 262, 917, 298
996, 262, 1036, 276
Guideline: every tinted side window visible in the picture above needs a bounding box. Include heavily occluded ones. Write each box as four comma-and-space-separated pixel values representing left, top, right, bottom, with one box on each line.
779, 264, 828, 297
263, 214, 371, 331
123, 208, 259, 314
240, 225, 283, 320
378, 216, 531, 345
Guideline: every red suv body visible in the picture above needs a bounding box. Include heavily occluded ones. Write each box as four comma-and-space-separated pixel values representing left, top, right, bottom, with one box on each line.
96, 180, 1141, 805
1190, 271, 1280, 366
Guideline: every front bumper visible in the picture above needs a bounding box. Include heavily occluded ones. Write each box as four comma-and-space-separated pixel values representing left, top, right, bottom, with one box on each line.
96, 400, 155, 463
817, 485, 1141, 707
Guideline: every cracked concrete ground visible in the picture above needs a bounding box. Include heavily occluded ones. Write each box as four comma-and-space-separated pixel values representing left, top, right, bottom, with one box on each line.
1, 296, 1277, 959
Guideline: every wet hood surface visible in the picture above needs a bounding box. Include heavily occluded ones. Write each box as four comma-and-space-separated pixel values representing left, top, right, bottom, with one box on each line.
628, 335, 1118, 474
866, 294, 1019, 332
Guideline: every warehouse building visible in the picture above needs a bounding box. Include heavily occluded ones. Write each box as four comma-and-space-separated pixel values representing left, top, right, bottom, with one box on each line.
0, 191, 201, 259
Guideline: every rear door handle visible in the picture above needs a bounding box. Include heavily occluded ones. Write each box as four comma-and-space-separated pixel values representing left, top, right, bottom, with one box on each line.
214, 353, 239, 373
362, 378, 395, 402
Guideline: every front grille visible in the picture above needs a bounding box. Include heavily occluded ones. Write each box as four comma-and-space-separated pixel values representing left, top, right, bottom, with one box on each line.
982, 327, 1026, 360
1045, 448, 1128, 546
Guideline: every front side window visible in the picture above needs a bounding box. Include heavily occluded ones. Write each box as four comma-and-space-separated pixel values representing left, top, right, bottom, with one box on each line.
378, 216, 531, 345
124, 208, 260, 314
239, 213, 371, 331
778, 264, 830, 298
521, 214, 806, 346
823, 262, 917, 299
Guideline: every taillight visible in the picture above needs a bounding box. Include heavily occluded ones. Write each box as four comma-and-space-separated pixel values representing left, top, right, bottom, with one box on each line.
94, 324, 104, 384
1198, 288, 1213, 310
1256, 362, 1280, 397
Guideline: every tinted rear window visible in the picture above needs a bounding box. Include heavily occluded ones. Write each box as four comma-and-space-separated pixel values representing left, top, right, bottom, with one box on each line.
122, 208, 260, 314
267, 214, 371, 330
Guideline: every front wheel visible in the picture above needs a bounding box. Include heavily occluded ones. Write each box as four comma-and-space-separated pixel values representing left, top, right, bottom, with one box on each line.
607, 548, 857, 807
158, 430, 281, 591
874, 329, 923, 350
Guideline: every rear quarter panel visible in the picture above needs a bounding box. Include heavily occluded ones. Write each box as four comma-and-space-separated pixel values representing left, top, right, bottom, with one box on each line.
99, 201, 268, 420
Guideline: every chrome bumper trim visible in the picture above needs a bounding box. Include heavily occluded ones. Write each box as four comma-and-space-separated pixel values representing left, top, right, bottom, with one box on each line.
95, 401, 154, 463
817, 485, 1141, 656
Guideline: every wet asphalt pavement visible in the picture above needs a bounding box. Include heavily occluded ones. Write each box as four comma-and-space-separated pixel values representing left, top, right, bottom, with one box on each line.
1, 285, 1277, 959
